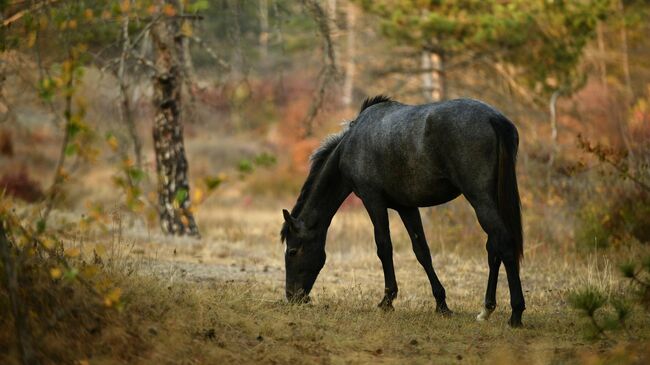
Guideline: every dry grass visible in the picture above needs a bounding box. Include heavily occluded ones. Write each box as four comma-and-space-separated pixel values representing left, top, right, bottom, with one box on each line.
15, 201, 643, 365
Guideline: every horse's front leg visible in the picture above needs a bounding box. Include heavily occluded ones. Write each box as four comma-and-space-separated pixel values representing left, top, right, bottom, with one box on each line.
363, 201, 398, 311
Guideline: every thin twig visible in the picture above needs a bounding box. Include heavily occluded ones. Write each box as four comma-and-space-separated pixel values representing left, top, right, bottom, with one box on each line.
40, 52, 74, 227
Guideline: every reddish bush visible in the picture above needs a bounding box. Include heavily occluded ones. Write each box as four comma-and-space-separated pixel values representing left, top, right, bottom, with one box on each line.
0, 168, 44, 202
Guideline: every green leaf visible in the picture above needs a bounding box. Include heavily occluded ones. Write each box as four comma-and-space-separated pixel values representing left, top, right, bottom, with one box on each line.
66, 121, 82, 138
238, 159, 254, 174
175, 188, 188, 204
63, 267, 79, 281
254, 152, 277, 168
128, 168, 145, 184
36, 219, 46, 234
204, 176, 224, 191
64, 143, 77, 156
188, 0, 209, 12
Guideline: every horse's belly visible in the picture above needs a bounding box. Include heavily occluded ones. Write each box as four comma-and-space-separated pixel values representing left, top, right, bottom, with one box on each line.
383, 175, 460, 208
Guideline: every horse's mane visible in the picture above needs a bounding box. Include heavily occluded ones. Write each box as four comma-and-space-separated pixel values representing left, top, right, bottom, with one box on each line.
359, 95, 392, 113
281, 129, 347, 242
281, 95, 392, 242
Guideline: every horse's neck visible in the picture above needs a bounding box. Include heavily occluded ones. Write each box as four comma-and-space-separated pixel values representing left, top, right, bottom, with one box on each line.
300, 152, 351, 232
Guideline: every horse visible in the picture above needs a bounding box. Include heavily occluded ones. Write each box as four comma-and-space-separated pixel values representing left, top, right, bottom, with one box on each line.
281, 95, 525, 327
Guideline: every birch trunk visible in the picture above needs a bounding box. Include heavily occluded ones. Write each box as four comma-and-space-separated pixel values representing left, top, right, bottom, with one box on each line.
342, 2, 355, 107
421, 50, 444, 102
259, 0, 269, 63
151, 2, 199, 237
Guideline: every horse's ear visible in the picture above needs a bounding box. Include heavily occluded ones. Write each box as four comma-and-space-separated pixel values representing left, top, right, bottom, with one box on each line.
282, 209, 293, 223
282, 209, 303, 232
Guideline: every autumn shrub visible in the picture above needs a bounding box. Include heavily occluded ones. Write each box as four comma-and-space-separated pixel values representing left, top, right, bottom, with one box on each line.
574, 137, 650, 250
0, 204, 145, 364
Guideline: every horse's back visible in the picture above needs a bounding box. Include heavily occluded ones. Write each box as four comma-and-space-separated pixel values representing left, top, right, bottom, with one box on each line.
340, 98, 512, 207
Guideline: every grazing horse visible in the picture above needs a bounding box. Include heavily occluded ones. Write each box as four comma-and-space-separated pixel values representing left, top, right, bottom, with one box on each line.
281, 96, 525, 327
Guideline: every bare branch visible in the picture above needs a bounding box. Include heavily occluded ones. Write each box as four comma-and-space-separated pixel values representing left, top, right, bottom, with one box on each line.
299, 0, 339, 137
187, 35, 230, 71
2, 0, 59, 28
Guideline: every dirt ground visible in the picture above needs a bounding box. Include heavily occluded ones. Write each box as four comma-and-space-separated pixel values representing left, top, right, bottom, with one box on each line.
88, 201, 650, 364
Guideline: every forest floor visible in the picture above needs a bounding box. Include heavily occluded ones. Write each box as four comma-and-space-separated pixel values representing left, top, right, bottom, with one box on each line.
66, 203, 650, 365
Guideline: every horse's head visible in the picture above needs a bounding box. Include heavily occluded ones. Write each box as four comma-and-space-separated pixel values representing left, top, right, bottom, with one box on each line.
281, 209, 326, 303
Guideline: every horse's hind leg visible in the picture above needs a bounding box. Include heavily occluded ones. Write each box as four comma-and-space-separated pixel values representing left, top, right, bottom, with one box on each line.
362, 199, 398, 311
477, 237, 501, 321
468, 197, 525, 327
398, 207, 451, 315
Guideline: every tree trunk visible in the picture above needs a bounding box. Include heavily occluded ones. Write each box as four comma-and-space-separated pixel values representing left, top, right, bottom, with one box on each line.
618, 0, 633, 100
327, 0, 339, 68
118, 11, 142, 169
421, 50, 445, 102
180, 3, 196, 82
342, 1, 355, 107
596, 21, 608, 93
259, 0, 269, 64
151, 2, 200, 237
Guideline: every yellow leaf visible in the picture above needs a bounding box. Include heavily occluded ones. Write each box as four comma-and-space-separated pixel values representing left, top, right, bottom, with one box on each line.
68, 19, 77, 30
84, 9, 94, 20
181, 22, 193, 37
41, 237, 56, 249
108, 287, 122, 301
180, 214, 189, 227
39, 15, 48, 30
107, 135, 118, 151
65, 247, 81, 258
50, 267, 62, 279
81, 265, 99, 278
27, 31, 37, 48
193, 188, 203, 203
104, 287, 123, 307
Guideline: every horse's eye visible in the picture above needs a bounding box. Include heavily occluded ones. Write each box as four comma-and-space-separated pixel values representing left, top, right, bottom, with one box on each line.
287, 248, 298, 257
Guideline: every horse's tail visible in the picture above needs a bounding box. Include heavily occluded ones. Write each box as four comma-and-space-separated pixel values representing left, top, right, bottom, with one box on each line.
489, 116, 523, 270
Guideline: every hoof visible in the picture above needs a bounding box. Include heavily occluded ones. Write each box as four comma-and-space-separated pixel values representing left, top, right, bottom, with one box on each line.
435, 304, 453, 317
476, 307, 495, 322
378, 298, 395, 312
508, 312, 523, 328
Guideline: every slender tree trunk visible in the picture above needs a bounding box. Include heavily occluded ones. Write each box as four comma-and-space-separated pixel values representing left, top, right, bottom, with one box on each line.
596, 21, 608, 93
547, 90, 561, 197
259, 0, 269, 64
151, 2, 199, 237
342, 1, 355, 107
118, 10, 142, 168
430, 51, 444, 101
618, 0, 633, 101
327, 0, 339, 68
421, 50, 445, 102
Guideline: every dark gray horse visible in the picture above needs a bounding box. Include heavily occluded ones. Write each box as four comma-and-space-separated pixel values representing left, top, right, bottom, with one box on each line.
281, 96, 525, 327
